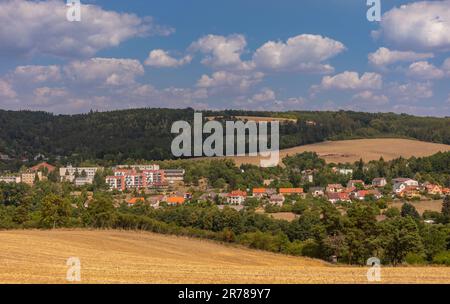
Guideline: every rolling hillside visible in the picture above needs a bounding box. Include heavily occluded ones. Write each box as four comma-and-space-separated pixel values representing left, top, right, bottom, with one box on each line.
199, 138, 450, 166
0, 230, 448, 284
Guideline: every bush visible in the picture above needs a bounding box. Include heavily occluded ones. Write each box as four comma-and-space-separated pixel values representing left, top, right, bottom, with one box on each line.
432, 251, 450, 266
405, 252, 426, 265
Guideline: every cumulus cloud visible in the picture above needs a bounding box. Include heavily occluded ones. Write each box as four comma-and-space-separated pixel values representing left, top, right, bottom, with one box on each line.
64, 58, 144, 86
12, 65, 62, 83
144, 49, 192, 68
197, 71, 264, 91
0, 0, 173, 58
190, 34, 252, 70
0, 79, 16, 99
368, 47, 434, 67
407, 61, 445, 80
252, 34, 345, 73
313, 71, 383, 92
33, 87, 69, 106
388, 82, 434, 102
251, 88, 276, 102
352, 91, 389, 105
375, 1, 450, 51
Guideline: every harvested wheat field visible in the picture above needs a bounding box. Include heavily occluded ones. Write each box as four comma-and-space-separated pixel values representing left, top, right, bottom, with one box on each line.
389, 200, 443, 216
0, 230, 449, 284
216, 138, 450, 166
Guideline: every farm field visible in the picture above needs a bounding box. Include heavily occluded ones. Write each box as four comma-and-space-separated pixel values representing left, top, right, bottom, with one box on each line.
389, 200, 443, 216
0, 230, 449, 284
211, 138, 450, 166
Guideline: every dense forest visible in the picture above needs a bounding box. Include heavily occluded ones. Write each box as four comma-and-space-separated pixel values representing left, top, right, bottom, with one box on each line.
0, 108, 449, 166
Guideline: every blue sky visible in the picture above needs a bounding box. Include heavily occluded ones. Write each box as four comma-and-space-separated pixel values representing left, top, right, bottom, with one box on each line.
0, 0, 449, 116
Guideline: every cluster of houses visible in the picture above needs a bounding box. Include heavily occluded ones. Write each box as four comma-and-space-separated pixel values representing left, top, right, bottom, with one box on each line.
0, 162, 56, 186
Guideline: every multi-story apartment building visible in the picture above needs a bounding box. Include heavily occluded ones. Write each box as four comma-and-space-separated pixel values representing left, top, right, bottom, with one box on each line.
60, 165, 100, 185
21, 171, 42, 186
0, 176, 21, 184
115, 164, 160, 171
106, 168, 165, 191
162, 169, 185, 184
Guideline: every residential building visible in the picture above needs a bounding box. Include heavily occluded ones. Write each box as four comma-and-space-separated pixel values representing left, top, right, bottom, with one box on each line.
106, 168, 165, 191
74, 177, 94, 187
21, 171, 42, 185
279, 188, 304, 196
333, 167, 353, 175
372, 178, 387, 187
393, 178, 419, 194
309, 187, 325, 197
163, 169, 185, 183
326, 184, 344, 193
226, 190, 247, 205
268, 194, 285, 206
126, 197, 145, 207
327, 192, 351, 204
30, 162, 56, 173
398, 186, 421, 199
115, 164, 160, 171
165, 196, 185, 206
347, 180, 365, 188
351, 189, 382, 201
425, 184, 443, 196
252, 188, 276, 198
0, 176, 21, 183
60, 166, 100, 183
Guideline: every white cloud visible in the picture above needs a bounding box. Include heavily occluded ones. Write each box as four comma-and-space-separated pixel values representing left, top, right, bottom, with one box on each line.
375, 1, 450, 51
33, 87, 68, 106
197, 71, 264, 91
443, 58, 450, 75
144, 49, 192, 68
190, 34, 252, 70
407, 61, 445, 80
12, 65, 62, 83
388, 82, 434, 102
0, 0, 173, 58
352, 91, 389, 105
251, 88, 276, 102
368, 47, 434, 67
0, 79, 16, 99
314, 71, 383, 91
252, 34, 345, 73
64, 58, 144, 86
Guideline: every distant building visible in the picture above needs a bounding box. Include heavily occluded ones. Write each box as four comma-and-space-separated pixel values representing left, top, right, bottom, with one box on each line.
106, 168, 165, 191
424, 184, 443, 196
327, 192, 351, 204
333, 167, 353, 176
30, 162, 56, 173
226, 190, 247, 205
268, 194, 285, 206
117, 164, 160, 171
309, 187, 325, 197
393, 178, 419, 194
165, 196, 185, 206
279, 188, 304, 196
252, 188, 276, 198
60, 166, 100, 184
126, 197, 145, 207
326, 184, 344, 193
372, 178, 387, 187
162, 169, 185, 183
0, 176, 21, 184
347, 180, 365, 188
21, 171, 42, 186
350, 189, 382, 201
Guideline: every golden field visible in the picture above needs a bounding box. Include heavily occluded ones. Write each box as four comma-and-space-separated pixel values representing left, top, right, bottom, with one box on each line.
0, 230, 448, 284
214, 138, 450, 166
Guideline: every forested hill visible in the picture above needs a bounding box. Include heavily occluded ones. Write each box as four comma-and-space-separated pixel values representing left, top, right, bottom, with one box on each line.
0, 108, 449, 164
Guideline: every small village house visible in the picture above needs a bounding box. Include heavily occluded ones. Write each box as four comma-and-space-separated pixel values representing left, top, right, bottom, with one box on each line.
372, 177, 387, 187
326, 184, 344, 193
226, 190, 247, 205
327, 192, 351, 204
309, 187, 325, 197
268, 194, 285, 206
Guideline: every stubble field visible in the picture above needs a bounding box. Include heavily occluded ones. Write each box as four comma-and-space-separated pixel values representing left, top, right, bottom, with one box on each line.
0, 230, 448, 284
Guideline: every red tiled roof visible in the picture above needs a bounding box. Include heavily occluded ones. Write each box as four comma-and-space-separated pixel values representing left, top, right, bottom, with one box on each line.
279, 188, 303, 194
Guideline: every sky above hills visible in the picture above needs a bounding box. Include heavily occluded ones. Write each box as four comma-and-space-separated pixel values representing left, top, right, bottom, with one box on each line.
0, 0, 449, 116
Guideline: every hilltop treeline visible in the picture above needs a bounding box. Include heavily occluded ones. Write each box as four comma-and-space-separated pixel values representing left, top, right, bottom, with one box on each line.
0, 108, 449, 165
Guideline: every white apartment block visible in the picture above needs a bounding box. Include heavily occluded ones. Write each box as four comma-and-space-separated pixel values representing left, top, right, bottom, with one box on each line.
60, 166, 100, 184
